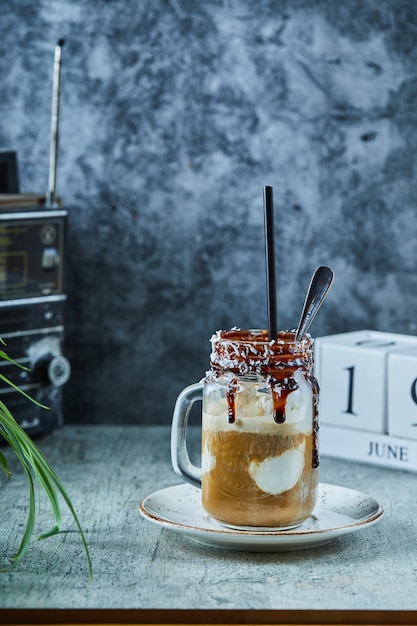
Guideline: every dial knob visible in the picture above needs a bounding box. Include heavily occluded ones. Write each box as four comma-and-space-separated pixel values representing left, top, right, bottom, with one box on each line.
42, 247, 61, 269
34, 353, 71, 386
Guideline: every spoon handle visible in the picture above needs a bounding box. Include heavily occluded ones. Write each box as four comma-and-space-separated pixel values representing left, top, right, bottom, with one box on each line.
295, 266, 334, 341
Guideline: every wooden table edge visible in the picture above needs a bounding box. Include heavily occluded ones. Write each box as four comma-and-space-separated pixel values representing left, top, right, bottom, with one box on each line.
0, 609, 416, 626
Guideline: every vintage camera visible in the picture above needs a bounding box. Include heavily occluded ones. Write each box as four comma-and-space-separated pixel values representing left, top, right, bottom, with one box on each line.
0, 207, 71, 436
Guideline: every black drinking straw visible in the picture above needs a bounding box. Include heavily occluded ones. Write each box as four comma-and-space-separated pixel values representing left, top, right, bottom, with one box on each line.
263, 185, 277, 340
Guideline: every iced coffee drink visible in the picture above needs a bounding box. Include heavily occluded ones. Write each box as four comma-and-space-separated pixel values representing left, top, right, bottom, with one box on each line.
201, 329, 319, 529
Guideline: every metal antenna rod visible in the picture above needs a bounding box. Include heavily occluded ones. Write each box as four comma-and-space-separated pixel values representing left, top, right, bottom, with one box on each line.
46, 39, 65, 208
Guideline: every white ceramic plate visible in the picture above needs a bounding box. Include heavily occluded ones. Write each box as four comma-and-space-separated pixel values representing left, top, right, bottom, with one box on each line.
139, 483, 384, 552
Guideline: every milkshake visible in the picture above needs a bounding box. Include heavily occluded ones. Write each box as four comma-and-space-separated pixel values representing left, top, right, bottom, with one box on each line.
201, 329, 319, 529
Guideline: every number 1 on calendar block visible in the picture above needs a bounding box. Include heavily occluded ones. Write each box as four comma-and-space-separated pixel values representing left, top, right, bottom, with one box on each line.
343, 365, 357, 416
318, 342, 386, 433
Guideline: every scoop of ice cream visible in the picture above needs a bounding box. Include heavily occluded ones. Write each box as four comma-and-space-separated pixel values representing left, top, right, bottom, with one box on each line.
248, 440, 305, 495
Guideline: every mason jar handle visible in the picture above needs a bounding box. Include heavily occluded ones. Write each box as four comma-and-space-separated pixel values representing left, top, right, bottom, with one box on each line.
171, 382, 204, 488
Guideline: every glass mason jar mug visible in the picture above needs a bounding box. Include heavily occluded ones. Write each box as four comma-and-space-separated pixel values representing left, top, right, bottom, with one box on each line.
171, 329, 319, 530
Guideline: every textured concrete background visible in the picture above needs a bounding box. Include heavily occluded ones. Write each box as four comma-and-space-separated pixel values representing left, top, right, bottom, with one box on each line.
1, 0, 417, 424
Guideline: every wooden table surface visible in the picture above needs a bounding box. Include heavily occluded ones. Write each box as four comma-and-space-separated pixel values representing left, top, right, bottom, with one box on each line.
0, 425, 416, 625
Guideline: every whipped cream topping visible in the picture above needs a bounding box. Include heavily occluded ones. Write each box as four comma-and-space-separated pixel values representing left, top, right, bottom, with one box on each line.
203, 368, 313, 436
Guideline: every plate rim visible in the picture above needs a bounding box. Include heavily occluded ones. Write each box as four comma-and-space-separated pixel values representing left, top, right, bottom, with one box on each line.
139, 482, 384, 541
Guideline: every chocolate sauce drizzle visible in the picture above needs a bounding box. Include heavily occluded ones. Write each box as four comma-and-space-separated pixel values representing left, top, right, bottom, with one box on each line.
269, 376, 299, 424
310, 375, 320, 469
226, 377, 238, 424
209, 329, 320, 467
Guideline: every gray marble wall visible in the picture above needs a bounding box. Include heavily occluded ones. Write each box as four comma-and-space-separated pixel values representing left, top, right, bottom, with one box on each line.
1, 0, 417, 424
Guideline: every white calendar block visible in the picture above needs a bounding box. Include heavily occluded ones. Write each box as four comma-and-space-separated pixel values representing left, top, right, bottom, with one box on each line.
388, 347, 417, 440
320, 425, 417, 472
315, 330, 417, 434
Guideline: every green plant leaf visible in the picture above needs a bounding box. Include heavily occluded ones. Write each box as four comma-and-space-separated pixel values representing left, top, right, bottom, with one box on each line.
0, 447, 10, 478
0, 357, 92, 577
0, 372, 49, 409
0, 427, 36, 567
0, 349, 29, 370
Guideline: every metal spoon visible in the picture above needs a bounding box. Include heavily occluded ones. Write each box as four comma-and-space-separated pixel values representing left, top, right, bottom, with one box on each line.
295, 266, 334, 341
